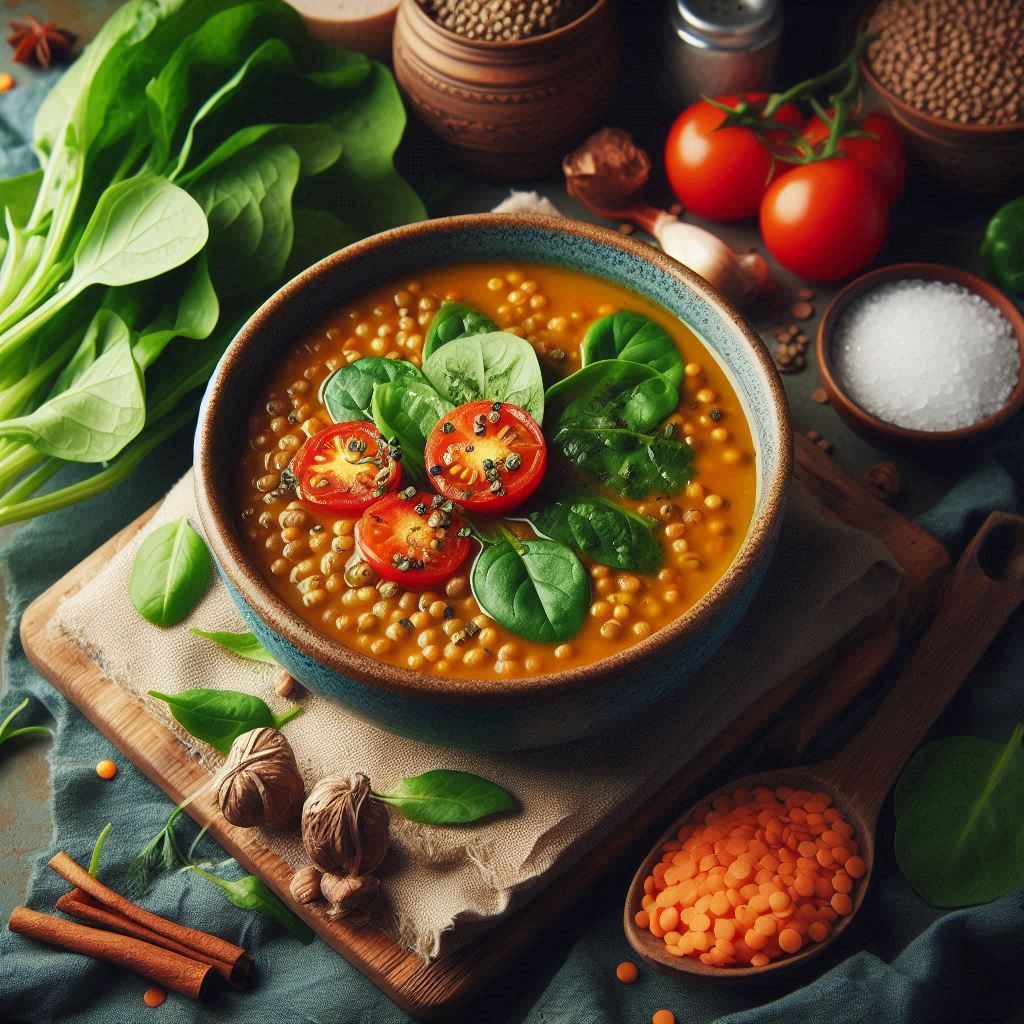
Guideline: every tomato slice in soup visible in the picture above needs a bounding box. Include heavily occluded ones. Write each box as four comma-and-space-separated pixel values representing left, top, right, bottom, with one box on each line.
424, 400, 547, 515
355, 489, 472, 587
293, 422, 401, 512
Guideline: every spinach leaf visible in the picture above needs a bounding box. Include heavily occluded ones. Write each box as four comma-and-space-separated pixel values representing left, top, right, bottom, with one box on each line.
554, 423, 694, 500
129, 518, 212, 627
0, 697, 51, 750
545, 359, 678, 434
185, 866, 314, 944
531, 497, 663, 574
321, 357, 425, 423
0, 310, 144, 462
371, 380, 453, 485
148, 687, 302, 755
581, 311, 685, 388
423, 300, 498, 359
423, 332, 545, 423
374, 769, 518, 825
190, 628, 278, 665
471, 530, 588, 643
894, 723, 1024, 907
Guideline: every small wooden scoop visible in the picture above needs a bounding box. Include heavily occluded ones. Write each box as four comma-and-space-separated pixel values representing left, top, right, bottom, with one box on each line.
625, 511, 1024, 978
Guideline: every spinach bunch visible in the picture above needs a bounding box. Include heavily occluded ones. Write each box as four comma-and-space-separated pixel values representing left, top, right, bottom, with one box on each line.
0, 0, 423, 525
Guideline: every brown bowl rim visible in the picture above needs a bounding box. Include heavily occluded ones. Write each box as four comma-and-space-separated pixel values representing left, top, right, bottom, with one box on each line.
194, 213, 792, 706
399, 0, 611, 50
858, 6, 1024, 136
816, 262, 1024, 446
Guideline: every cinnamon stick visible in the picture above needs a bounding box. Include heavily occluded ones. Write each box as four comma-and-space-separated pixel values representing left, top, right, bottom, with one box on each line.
55, 891, 251, 989
48, 852, 249, 978
8, 906, 214, 999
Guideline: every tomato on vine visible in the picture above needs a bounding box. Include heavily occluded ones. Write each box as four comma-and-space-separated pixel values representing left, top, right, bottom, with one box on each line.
664, 93, 804, 222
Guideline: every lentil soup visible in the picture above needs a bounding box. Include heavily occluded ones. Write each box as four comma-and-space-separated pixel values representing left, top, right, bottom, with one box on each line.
235, 262, 757, 680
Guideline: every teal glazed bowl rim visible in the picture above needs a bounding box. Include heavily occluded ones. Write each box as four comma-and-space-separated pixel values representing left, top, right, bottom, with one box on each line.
194, 213, 793, 710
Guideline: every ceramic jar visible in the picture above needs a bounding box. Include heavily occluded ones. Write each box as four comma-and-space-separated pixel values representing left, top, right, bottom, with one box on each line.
392, 0, 619, 181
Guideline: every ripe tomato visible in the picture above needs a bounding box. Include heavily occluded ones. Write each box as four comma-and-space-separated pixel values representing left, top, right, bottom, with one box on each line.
293, 422, 400, 513
759, 157, 889, 282
355, 490, 472, 587
801, 111, 907, 205
664, 93, 804, 222
424, 400, 547, 516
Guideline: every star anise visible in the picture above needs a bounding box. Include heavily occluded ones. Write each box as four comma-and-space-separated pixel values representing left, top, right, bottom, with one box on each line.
7, 14, 76, 69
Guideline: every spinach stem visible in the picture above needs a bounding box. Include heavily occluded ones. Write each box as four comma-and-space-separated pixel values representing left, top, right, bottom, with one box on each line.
0, 446, 45, 494
272, 705, 303, 729
0, 459, 61, 509
88, 823, 113, 877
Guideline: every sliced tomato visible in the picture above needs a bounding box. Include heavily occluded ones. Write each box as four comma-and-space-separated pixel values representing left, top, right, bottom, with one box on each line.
355, 490, 472, 587
293, 422, 401, 512
424, 400, 547, 516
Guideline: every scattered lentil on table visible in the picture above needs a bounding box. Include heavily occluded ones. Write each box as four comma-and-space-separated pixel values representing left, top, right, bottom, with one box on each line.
831, 279, 1020, 431
866, 0, 1024, 125
417, 0, 593, 40
637, 786, 864, 968
143, 987, 166, 1008
615, 960, 638, 983
95, 760, 117, 781
235, 263, 757, 680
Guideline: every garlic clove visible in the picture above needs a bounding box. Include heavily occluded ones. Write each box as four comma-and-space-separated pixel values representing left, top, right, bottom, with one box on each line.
289, 865, 323, 905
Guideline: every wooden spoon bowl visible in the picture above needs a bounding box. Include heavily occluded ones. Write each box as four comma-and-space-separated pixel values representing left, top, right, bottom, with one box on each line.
625, 511, 1024, 980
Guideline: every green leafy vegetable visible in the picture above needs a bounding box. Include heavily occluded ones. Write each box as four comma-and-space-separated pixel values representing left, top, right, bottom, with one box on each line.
374, 769, 518, 825
129, 805, 189, 898
580, 311, 685, 388
554, 423, 695, 500
129, 517, 212, 627
894, 723, 1024, 907
0, 698, 51, 750
88, 823, 113, 878
981, 196, 1024, 295
322, 357, 425, 424
531, 497, 663, 574
371, 380, 453, 485
148, 687, 302, 754
190, 628, 277, 665
471, 528, 589, 643
185, 865, 314, 943
545, 359, 678, 435
423, 332, 545, 423
423, 300, 498, 359
0, 0, 424, 525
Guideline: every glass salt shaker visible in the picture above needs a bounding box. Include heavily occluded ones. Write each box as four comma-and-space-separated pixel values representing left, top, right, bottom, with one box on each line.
661, 0, 783, 109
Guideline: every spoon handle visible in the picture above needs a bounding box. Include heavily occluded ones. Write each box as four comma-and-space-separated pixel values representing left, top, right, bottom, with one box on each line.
823, 511, 1024, 819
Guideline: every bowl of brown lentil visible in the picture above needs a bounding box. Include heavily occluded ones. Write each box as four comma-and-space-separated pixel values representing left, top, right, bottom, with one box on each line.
860, 0, 1024, 195
391, 0, 619, 181
194, 213, 791, 750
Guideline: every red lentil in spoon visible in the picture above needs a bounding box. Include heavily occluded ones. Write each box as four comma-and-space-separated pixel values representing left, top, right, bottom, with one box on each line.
637, 786, 864, 968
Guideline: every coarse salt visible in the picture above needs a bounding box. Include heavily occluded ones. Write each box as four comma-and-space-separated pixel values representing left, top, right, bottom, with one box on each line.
832, 279, 1020, 431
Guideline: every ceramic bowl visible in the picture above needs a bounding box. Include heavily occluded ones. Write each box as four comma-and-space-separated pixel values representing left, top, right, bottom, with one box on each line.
194, 214, 792, 751
817, 263, 1024, 454
391, 0, 618, 181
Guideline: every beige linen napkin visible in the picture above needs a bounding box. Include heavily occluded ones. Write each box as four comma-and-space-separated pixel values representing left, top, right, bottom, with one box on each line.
56, 471, 900, 959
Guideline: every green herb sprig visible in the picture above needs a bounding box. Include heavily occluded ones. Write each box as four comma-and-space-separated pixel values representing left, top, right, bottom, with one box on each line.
0, 698, 51, 751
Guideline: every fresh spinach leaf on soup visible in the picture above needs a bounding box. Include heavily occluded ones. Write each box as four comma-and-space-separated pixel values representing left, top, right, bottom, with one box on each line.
422, 332, 545, 424
321, 357, 425, 423
423, 300, 497, 359
371, 380, 454, 485
531, 497, 663, 574
581, 311, 685, 388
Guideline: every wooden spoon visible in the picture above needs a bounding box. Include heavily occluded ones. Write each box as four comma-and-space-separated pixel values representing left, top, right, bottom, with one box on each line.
624, 510, 1024, 979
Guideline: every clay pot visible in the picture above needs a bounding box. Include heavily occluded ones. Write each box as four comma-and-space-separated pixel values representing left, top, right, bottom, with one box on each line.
392, 0, 619, 181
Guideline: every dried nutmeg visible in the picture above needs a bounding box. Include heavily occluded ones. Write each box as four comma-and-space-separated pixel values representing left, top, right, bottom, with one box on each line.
301, 773, 391, 876
321, 873, 380, 920
217, 728, 305, 830
864, 461, 902, 503
289, 865, 323, 905
563, 127, 652, 210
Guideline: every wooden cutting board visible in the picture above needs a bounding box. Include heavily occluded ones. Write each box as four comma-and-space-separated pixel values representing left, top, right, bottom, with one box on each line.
20, 434, 948, 1019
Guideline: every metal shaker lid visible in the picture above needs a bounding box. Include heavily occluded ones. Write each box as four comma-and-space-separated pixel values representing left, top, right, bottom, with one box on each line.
669, 0, 782, 51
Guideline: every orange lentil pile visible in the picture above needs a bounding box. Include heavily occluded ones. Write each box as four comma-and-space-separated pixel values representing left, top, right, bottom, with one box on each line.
636, 786, 865, 968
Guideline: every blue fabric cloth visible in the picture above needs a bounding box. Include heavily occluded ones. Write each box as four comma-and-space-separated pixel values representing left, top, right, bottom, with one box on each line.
1, 65, 1023, 1024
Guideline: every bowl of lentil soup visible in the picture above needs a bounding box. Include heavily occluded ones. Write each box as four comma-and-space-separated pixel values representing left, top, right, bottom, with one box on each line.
194, 214, 791, 750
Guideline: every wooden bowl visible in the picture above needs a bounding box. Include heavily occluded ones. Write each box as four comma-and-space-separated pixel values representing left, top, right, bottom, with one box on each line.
859, 9, 1024, 195
816, 263, 1024, 453
194, 214, 792, 750
391, 0, 618, 181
